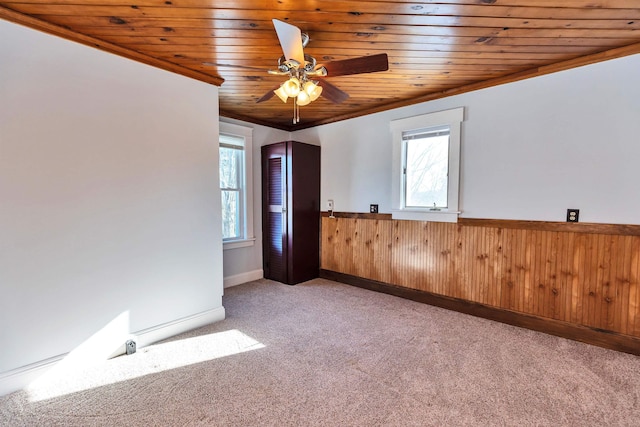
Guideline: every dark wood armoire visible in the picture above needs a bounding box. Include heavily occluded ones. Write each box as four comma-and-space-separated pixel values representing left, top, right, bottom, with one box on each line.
262, 141, 320, 285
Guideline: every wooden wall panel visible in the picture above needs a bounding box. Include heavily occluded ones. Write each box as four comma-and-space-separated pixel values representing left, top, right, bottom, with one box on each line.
321, 217, 394, 284
321, 216, 640, 339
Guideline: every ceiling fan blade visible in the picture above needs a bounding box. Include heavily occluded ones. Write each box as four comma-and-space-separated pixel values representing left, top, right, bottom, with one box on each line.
318, 80, 349, 104
256, 85, 281, 103
321, 53, 389, 77
272, 19, 305, 65
257, 92, 275, 103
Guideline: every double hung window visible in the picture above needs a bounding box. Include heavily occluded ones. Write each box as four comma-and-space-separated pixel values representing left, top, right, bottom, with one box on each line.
219, 122, 254, 248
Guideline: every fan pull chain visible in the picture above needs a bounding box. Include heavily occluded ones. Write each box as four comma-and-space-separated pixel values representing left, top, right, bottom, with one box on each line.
293, 96, 300, 124
293, 97, 297, 124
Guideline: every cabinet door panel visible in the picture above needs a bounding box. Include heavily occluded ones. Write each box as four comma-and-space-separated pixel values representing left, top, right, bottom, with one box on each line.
263, 149, 287, 283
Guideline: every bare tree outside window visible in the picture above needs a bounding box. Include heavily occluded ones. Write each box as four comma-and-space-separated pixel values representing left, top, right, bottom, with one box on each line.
404, 130, 449, 208
220, 136, 244, 240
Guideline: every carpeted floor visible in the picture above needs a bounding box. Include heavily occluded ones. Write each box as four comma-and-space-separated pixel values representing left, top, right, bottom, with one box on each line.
1, 278, 640, 426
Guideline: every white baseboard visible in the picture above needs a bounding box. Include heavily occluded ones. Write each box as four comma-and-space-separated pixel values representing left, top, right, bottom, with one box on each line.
133, 306, 225, 348
224, 269, 263, 289
0, 306, 226, 397
0, 355, 64, 399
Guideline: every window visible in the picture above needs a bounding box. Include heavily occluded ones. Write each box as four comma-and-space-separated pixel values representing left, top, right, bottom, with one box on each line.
219, 122, 254, 249
391, 107, 464, 222
404, 126, 450, 209
220, 135, 244, 240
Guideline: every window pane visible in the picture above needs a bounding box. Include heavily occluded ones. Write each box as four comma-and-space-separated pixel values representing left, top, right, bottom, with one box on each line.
405, 134, 449, 208
221, 190, 240, 239
220, 146, 242, 189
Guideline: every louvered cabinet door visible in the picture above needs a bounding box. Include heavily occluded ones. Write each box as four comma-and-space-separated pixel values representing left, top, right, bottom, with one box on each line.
262, 143, 287, 283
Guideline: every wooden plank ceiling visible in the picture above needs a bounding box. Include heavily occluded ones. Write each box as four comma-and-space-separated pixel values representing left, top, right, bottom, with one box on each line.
2, 1, 640, 131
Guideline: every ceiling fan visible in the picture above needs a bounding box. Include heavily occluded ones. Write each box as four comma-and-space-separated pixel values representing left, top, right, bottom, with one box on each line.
258, 19, 389, 124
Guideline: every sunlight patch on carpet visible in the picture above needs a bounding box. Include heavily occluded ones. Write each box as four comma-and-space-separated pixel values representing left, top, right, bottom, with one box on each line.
26, 329, 265, 402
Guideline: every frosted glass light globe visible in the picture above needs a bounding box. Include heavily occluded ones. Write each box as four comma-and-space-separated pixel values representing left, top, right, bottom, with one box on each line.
274, 85, 289, 103
297, 91, 311, 106
283, 77, 301, 98
304, 81, 323, 101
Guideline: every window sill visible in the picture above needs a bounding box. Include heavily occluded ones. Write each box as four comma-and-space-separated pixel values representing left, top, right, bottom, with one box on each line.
391, 209, 460, 223
223, 238, 256, 250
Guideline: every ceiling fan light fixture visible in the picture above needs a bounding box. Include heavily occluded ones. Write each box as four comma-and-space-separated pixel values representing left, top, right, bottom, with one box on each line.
297, 90, 311, 106
304, 81, 323, 102
283, 77, 301, 98
274, 85, 289, 103
262, 20, 390, 124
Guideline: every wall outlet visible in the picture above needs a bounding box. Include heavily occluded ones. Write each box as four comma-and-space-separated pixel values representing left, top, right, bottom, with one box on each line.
126, 339, 137, 355
327, 199, 334, 211
567, 209, 579, 222
370, 204, 379, 214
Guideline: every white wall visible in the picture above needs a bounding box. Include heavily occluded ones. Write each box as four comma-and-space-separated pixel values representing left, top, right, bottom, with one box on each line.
294, 53, 640, 225
0, 20, 224, 394
219, 118, 289, 286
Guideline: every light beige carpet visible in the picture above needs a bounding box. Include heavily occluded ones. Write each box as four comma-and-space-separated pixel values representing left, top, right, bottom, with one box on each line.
1, 278, 640, 426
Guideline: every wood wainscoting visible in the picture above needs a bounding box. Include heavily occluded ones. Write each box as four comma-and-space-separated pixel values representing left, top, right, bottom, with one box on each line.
320, 213, 640, 355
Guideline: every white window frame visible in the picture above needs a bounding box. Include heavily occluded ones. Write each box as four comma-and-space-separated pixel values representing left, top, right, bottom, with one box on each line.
220, 121, 255, 250
390, 107, 464, 223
